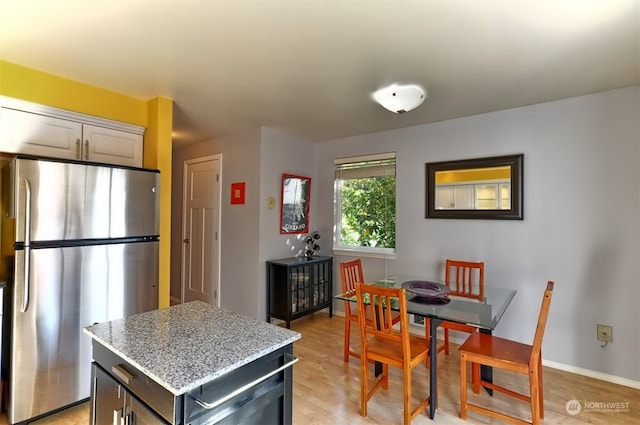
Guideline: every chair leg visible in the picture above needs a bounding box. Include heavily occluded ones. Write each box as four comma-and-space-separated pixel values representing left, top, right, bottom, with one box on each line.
382, 364, 389, 389
344, 318, 351, 363
529, 366, 540, 425
472, 362, 480, 394
424, 319, 431, 367
444, 328, 450, 355
360, 355, 368, 417
403, 366, 411, 425
538, 356, 544, 419
460, 352, 468, 420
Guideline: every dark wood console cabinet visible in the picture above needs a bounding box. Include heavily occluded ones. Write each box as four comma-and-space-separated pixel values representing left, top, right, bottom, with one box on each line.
267, 256, 333, 328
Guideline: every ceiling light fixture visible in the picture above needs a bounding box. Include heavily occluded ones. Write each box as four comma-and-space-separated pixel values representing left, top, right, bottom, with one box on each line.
372, 83, 426, 114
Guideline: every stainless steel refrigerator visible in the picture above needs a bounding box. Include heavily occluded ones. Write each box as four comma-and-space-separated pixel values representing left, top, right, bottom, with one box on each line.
0, 155, 160, 424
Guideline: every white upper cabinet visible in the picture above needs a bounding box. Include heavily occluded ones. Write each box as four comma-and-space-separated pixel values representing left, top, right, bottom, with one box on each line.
82, 124, 142, 167
0, 98, 144, 167
0, 108, 82, 160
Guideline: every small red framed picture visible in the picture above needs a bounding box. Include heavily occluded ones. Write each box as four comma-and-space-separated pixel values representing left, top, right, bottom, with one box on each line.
231, 182, 245, 204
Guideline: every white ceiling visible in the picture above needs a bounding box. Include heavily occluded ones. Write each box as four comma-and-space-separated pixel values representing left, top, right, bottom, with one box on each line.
1, 1, 638, 148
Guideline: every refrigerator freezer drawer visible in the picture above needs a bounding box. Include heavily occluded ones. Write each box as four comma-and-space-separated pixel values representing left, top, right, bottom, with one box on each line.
8, 241, 159, 424
13, 157, 159, 242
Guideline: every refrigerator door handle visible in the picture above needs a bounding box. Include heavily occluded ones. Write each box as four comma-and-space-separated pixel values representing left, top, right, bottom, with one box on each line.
21, 178, 32, 313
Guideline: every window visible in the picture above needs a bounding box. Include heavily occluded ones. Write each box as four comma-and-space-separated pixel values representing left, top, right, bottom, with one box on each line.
334, 153, 396, 256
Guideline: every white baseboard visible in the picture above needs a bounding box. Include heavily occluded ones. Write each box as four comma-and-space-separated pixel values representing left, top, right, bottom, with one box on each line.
334, 310, 640, 389
542, 359, 640, 390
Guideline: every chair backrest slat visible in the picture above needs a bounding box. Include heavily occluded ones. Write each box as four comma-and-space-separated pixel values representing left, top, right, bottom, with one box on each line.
445, 259, 485, 301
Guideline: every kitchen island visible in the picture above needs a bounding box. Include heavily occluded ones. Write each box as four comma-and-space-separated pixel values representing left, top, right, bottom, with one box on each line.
84, 301, 301, 425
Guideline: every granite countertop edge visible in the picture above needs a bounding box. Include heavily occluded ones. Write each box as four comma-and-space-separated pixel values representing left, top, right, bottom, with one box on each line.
84, 301, 301, 395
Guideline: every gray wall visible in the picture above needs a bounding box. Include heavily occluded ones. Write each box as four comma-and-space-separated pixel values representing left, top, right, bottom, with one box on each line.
315, 86, 640, 383
258, 127, 316, 321
172, 127, 314, 320
171, 128, 262, 318
171, 139, 216, 301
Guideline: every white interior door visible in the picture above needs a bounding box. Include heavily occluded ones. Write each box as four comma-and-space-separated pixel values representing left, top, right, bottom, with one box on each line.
181, 155, 221, 306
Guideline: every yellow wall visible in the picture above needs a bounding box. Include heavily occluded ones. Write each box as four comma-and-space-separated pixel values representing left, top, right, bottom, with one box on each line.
0, 61, 147, 126
436, 166, 511, 184
0, 60, 172, 307
146, 97, 173, 308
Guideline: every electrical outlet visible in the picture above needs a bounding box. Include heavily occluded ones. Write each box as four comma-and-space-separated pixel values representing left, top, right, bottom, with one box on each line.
413, 314, 425, 325
597, 324, 612, 343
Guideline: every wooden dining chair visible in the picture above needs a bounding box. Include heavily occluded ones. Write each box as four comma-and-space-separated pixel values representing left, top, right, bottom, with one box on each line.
339, 259, 399, 362
355, 283, 430, 425
459, 281, 554, 425
425, 259, 485, 355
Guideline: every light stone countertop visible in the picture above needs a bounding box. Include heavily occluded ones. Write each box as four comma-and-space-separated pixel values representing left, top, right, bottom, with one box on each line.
83, 301, 301, 395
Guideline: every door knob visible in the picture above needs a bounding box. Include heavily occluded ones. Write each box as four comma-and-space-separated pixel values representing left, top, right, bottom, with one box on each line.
183, 238, 189, 243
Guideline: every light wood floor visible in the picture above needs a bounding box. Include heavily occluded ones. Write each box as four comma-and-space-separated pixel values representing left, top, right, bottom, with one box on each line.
3, 312, 638, 424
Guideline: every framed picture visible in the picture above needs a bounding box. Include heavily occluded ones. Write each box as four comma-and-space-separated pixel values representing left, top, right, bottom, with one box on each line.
280, 173, 311, 234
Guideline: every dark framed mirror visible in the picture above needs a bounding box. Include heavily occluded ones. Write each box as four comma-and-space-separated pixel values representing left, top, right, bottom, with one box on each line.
425, 154, 523, 220
280, 173, 312, 234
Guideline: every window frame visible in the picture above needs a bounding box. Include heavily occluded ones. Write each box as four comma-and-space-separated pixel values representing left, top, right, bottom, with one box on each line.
333, 152, 397, 259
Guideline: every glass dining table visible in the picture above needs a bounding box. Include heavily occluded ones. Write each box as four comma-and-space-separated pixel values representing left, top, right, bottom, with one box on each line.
335, 277, 517, 420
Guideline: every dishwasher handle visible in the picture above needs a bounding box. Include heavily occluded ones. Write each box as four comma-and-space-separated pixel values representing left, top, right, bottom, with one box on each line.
194, 354, 298, 410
